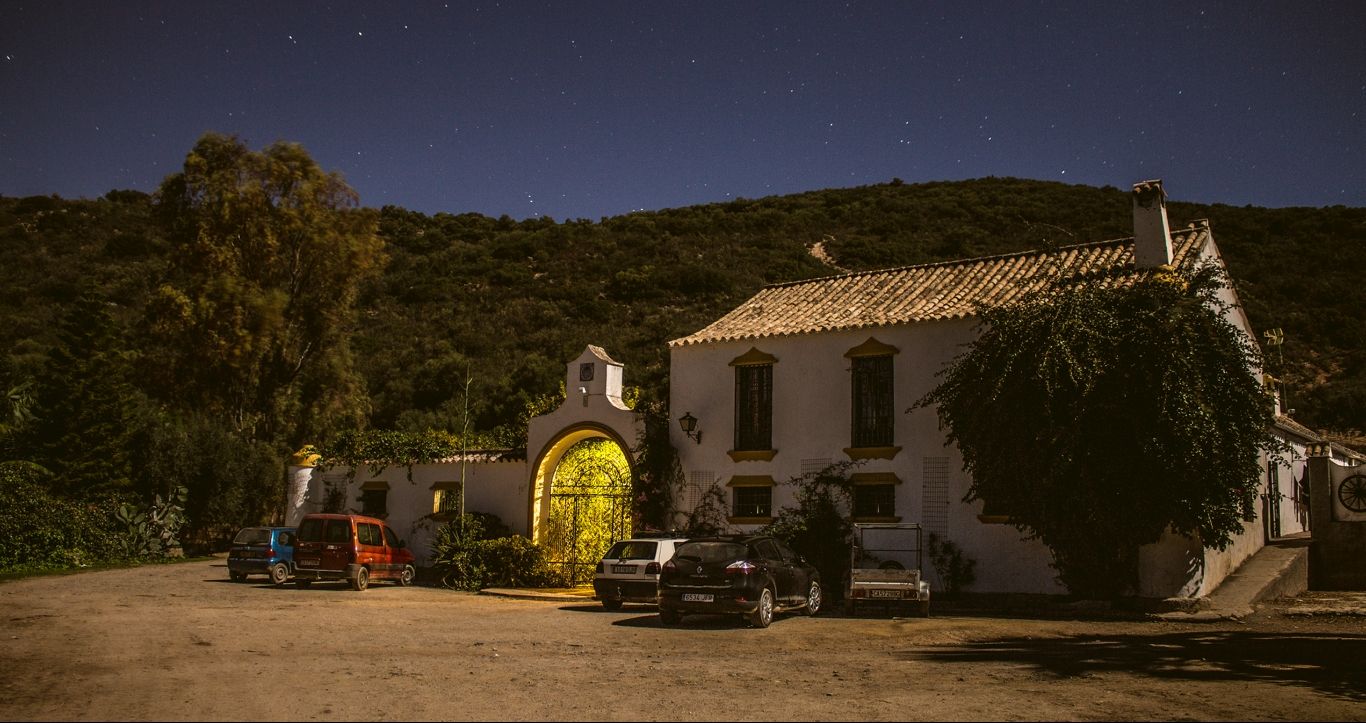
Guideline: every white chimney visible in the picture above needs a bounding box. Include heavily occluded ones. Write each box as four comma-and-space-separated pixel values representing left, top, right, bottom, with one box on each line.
1132, 179, 1173, 268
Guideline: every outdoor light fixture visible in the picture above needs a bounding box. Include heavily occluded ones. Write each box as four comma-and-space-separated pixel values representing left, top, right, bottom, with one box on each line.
678, 412, 702, 444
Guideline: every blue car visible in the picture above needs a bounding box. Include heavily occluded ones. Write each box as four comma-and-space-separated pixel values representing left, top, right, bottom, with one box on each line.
227, 526, 296, 586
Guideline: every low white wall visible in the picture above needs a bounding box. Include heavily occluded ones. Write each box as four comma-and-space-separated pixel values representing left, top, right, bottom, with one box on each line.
1139, 472, 1271, 600
291, 459, 529, 567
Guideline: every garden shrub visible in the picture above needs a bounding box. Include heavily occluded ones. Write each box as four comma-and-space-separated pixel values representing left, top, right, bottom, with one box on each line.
763, 462, 858, 600
0, 462, 126, 572
431, 512, 561, 590
926, 532, 977, 597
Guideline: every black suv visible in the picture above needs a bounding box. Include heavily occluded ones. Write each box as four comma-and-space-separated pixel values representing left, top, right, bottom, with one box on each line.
657, 534, 822, 628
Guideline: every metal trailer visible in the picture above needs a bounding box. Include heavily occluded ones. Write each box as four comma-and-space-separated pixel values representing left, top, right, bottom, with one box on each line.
843, 522, 931, 617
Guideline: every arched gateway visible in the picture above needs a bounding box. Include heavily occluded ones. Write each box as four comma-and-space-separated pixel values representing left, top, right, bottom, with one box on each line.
526, 347, 643, 582
287, 346, 644, 572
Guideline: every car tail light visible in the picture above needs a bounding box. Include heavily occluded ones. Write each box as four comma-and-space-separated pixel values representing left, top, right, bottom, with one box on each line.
645, 562, 660, 575
725, 560, 758, 575
267, 548, 276, 558
662, 559, 676, 573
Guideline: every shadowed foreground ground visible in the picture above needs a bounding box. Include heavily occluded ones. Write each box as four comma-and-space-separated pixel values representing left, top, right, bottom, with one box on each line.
1, 559, 1362, 721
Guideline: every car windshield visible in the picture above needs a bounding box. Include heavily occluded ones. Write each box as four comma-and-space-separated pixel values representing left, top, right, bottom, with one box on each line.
604, 541, 657, 560
674, 541, 746, 563
232, 528, 272, 545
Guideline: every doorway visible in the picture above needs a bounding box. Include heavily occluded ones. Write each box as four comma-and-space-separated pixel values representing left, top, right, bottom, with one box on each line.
530, 427, 634, 584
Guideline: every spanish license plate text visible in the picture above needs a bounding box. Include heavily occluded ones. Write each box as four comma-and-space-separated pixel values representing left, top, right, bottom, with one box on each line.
682, 593, 714, 602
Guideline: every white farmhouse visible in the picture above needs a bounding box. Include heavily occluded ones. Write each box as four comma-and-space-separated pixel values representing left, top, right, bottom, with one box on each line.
667, 180, 1310, 599
288, 179, 1329, 601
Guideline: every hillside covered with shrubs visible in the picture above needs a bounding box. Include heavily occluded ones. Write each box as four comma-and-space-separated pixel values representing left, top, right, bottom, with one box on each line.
2, 157, 1362, 571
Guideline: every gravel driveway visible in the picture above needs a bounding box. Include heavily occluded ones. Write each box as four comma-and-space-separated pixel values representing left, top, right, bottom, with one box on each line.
1, 556, 1363, 721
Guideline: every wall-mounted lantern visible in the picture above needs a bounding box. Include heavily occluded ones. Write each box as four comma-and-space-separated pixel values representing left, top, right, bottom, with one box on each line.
678, 412, 702, 444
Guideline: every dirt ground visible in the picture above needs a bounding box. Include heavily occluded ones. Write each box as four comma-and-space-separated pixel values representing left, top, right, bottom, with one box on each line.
1, 556, 1363, 722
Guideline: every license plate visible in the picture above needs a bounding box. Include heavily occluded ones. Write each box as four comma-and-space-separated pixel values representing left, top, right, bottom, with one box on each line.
297, 558, 318, 567
682, 593, 714, 603
868, 589, 904, 599
612, 565, 637, 574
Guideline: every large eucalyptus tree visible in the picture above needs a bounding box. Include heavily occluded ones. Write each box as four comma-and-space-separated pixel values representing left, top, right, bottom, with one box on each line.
150, 133, 386, 448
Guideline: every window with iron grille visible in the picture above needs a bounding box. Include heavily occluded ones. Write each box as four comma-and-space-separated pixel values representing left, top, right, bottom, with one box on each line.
852, 483, 896, 518
732, 485, 772, 518
852, 354, 894, 447
735, 363, 773, 451
360, 488, 387, 516
434, 484, 463, 516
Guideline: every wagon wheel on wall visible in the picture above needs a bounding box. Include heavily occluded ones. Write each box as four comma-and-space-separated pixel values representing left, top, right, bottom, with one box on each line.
1338, 474, 1366, 513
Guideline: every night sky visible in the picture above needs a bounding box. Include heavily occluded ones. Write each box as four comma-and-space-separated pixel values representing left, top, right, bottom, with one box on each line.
2, 1, 1363, 221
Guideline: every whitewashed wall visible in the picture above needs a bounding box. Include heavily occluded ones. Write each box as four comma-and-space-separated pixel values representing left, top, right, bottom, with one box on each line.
668, 234, 1288, 599
282, 346, 645, 568
669, 318, 1066, 595
289, 459, 529, 566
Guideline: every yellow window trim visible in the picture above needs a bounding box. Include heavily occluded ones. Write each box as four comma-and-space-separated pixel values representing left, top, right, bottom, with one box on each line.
726, 475, 776, 488
360, 480, 390, 491
977, 514, 1013, 524
844, 446, 902, 461
728, 449, 778, 462
729, 347, 778, 366
429, 481, 463, 491
851, 515, 902, 524
849, 472, 902, 486
844, 337, 900, 358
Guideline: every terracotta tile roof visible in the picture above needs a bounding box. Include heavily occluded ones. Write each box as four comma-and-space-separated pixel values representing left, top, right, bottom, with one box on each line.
1274, 415, 1321, 442
670, 224, 1210, 347
430, 449, 527, 464
332, 449, 527, 466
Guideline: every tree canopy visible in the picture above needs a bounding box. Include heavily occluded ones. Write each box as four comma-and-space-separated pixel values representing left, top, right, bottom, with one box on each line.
149, 133, 386, 447
1, 167, 1361, 567
918, 262, 1282, 597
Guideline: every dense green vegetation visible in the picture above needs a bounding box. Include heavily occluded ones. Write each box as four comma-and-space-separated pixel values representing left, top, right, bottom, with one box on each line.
339, 177, 1366, 445
919, 263, 1280, 597
1, 135, 1362, 571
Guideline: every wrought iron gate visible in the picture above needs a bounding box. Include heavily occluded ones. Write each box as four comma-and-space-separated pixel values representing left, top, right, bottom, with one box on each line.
543, 459, 633, 585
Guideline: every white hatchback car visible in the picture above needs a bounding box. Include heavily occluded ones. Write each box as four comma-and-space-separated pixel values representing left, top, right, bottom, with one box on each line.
593, 534, 688, 610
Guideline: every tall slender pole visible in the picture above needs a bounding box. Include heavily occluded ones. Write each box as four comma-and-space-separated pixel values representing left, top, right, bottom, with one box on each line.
460, 365, 471, 534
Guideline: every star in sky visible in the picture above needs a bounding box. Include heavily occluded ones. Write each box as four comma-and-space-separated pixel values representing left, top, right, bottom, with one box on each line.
0, 2, 1363, 219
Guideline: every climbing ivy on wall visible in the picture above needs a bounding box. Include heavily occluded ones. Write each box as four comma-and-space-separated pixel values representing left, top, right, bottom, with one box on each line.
311, 429, 463, 475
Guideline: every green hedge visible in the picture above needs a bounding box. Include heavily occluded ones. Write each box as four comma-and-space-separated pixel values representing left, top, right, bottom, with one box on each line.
430, 513, 562, 590
0, 463, 126, 572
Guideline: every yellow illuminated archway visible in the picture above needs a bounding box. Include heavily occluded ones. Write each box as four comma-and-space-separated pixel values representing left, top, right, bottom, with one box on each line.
527, 420, 633, 576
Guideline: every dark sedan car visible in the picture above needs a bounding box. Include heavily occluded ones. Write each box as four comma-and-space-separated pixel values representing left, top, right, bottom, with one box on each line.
657, 534, 822, 628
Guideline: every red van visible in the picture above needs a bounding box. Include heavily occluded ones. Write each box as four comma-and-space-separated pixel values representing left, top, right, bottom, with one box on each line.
292, 513, 416, 591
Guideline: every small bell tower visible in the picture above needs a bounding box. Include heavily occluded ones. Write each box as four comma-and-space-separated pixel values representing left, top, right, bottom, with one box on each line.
567, 345, 628, 409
